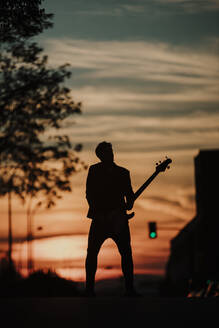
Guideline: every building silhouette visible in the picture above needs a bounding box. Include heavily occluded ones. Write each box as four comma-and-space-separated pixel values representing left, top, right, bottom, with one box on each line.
194, 149, 219, 281
163, 149, 219, 296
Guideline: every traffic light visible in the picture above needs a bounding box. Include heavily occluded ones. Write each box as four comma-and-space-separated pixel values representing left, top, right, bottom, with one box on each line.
148, 221, 157, 239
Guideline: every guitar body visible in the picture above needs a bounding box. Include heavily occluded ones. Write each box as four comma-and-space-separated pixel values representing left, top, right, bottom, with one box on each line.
101, 209, 134, 235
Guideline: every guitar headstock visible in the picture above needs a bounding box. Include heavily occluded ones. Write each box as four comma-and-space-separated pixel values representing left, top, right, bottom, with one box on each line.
155, 156, 172, 173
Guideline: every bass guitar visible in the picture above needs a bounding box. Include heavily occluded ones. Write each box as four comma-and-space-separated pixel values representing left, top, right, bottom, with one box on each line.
126, 156, 172, 219
106, 157, 172, 233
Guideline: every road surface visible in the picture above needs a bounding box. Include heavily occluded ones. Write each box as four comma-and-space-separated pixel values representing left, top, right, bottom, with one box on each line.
0, 296, 218, 325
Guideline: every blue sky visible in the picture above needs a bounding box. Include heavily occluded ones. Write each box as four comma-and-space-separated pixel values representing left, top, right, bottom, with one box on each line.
42, 0, 219, 43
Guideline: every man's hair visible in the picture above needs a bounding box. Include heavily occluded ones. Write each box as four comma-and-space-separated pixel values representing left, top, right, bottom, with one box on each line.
95, 141, 112, 160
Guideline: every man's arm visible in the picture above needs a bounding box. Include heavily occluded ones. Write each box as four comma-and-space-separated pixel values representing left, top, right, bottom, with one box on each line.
125, 171, 135, 210
86, 166, 95, 206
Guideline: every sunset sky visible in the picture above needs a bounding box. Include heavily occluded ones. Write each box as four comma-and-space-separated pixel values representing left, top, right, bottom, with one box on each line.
1, 0, 219, 281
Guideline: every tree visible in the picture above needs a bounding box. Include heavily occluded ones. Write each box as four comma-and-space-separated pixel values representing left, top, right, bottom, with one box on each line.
0, 39, 86, 272
0, 0, 53, 43
0, 0, 53, 271
21, 135, 85, 273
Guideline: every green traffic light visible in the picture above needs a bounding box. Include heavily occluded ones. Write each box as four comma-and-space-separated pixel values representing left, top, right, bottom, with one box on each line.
150, 232, 157, 238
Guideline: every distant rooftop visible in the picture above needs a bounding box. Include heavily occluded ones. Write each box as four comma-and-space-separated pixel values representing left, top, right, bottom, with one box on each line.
195, 148, 219, 159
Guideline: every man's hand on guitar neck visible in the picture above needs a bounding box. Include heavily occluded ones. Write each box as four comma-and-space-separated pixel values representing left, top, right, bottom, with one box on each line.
126, 199, 134, 211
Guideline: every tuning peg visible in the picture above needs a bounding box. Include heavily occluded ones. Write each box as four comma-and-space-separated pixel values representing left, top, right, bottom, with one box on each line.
159, 161, 161, 163
165, 156, 168, 159
167, 166, 170, 169
156, 162, 158, 166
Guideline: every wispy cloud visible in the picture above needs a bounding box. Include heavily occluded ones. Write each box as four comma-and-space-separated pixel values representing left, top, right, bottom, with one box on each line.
157, 0, 219, 12
41, 37, 219, 156
71, 86, 219, 112
45, 38, 219, 75
71, 0, 219, 16
137, 195, 194, 221
43, 38, 219, 112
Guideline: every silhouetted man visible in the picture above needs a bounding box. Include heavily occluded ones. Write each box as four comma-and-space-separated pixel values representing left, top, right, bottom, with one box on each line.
85, 141, 138, 297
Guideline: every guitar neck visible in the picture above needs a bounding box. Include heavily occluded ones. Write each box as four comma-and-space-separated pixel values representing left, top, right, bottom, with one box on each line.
134, 171, 159, 201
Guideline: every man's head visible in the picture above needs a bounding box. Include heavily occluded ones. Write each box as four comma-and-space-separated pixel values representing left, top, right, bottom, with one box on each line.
95, 141, 114, 163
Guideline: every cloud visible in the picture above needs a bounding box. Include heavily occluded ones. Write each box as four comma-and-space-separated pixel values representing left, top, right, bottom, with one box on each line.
157, 0, 219, 12
120, 4, 147, 14
71, 86, 219, 112
137, 196, 193, 221
45, 38, 219, 77
71, 0, 219, 16
43, 38, 219, 113
66, 111, 219, 138
45, 109, 219, 157
0, 231, 87, 244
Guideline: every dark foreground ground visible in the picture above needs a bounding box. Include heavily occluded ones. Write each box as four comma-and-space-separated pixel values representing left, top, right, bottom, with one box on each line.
1, 271, 218, 325
0, 296, 218, 325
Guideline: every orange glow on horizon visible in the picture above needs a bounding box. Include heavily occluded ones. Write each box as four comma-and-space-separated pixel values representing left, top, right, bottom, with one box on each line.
7, 227, 175, 281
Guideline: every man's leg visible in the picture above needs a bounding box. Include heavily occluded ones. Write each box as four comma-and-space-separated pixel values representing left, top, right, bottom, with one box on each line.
85, 220, 105, 295
113, 223, 134, 292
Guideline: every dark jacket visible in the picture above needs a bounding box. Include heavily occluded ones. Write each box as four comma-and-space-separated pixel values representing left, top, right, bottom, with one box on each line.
86, 162, 134, 218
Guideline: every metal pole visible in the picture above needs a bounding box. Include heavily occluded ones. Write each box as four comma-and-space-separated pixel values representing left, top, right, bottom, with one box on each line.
8, 191, 13, 270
